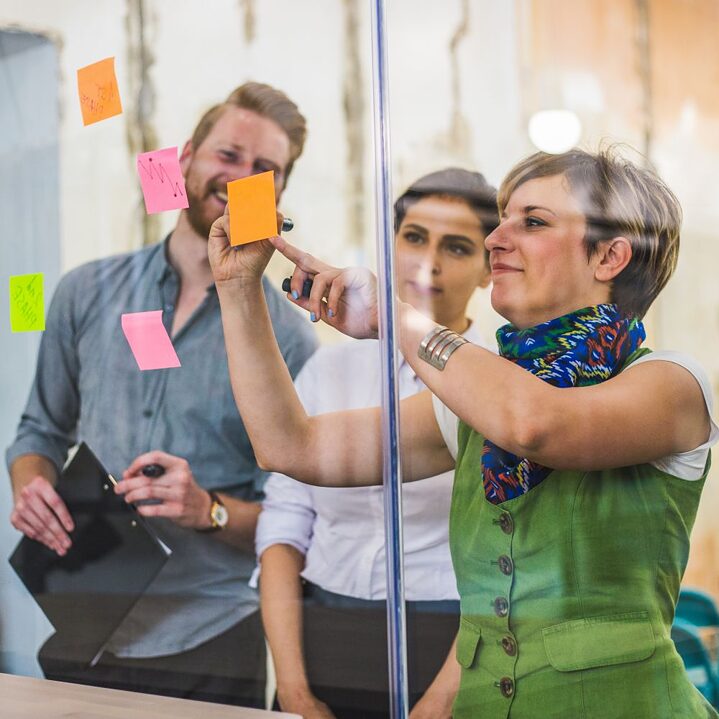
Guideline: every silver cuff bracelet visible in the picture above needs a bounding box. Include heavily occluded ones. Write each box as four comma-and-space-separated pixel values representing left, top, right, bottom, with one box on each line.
418, 325, 469, 370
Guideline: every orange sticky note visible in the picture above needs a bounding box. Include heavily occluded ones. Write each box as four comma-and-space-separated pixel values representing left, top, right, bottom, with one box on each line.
227, 171, 277, 246
77, 57, 123, 126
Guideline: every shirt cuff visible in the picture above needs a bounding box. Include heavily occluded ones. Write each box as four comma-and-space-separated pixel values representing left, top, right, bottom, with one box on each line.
5, 436, 65, 476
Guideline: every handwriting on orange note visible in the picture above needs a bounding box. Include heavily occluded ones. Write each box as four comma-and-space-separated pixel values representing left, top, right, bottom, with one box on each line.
77, 57, 123, 126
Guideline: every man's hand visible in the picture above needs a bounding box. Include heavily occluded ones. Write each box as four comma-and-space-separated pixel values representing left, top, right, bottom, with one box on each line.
207, 204, 276, 287
276, 686, 337, 719
115, 451, 212, 529
10, 476, 74, 556
270, 235, 379, 340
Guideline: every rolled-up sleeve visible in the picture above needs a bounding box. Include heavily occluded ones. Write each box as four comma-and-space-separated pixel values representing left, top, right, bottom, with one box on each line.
5, 271, 82, 473
255, 471, 316, 558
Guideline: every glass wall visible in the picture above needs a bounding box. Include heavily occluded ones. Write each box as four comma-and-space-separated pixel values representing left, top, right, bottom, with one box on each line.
1, 1, 718, 716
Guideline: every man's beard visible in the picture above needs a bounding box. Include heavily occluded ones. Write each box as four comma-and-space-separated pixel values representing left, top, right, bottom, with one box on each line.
184, 184, 218, 239
184, 167, 225, 239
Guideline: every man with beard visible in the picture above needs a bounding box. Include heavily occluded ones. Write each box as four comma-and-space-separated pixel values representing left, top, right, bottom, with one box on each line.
6, 82, 317, 707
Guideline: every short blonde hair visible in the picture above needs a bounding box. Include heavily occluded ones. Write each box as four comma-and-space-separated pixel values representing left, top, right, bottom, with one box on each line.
498, 148, 682, 318
190, 82, 307, 186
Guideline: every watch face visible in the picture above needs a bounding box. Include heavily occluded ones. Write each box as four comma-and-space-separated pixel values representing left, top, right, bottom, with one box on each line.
211, 503, 229, 528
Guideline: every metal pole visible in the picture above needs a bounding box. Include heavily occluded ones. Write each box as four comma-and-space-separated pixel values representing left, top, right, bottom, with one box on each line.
370, 1, 409, 717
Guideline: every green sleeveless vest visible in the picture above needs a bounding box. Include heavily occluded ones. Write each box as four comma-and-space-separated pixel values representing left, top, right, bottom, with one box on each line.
450, 349, 716, 718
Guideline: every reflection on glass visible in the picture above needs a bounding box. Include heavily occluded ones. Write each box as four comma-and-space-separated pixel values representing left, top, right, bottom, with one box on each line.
527, 109, 582, 154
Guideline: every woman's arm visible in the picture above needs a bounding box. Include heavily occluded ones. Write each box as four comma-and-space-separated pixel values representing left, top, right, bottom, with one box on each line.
216, 279, 451, 484
209, 211, 453, 486
408, 636, 460, 719
395, 300, 709, 470
272, 238, 710, 472
260, 544, 335, 718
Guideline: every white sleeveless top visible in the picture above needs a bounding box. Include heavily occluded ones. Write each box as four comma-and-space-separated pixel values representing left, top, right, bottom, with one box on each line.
433, 350, 719, 481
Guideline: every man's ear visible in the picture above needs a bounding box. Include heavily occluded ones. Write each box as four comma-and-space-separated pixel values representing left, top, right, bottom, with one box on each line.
179, 140, 193, 175
594, 237, 633, 282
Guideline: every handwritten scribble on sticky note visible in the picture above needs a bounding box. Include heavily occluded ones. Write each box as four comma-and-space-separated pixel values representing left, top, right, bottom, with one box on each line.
227, 171, 277, 247
136, 146, 190, 214
9, 274, 45, 333
77, 57, 123, 126
121, 311, 181, 371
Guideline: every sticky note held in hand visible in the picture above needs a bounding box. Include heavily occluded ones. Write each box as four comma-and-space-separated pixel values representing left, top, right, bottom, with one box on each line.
227, 171, 277, 247
137, 147, 189, 214
77, 57, 123, 126
121, 311, 181, 371
9, 273, 45, 333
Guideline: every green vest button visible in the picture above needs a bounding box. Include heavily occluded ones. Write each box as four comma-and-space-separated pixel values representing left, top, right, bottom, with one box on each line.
497, 677, 514, 698
498, 554, 514, 576
497, 512, 513, 534
493, 596, 509, 617
501, 635, 517, 656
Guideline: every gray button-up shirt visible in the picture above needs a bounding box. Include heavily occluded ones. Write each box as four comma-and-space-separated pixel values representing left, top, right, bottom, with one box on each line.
6, 240, 317, 657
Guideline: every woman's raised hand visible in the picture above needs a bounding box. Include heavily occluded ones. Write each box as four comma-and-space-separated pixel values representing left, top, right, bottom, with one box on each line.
271, 234, 379, 340
208, 205, 280, 286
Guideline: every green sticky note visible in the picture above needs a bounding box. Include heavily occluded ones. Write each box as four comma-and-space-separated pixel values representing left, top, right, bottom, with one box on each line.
9, 273, 45, 333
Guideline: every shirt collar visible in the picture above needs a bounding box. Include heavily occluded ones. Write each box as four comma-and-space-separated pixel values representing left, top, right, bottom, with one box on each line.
147, 234, 175, 285
153, 234, 217, 295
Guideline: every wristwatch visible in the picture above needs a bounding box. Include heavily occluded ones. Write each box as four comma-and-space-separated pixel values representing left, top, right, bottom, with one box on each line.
199, 491, 228, 532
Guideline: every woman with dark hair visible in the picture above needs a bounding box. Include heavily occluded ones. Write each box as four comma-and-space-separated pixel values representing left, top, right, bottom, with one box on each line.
208, 148, 718, 718
257, 169, 495, 719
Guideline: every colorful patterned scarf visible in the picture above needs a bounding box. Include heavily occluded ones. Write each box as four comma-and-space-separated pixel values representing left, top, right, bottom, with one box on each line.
482, 304, 646, 504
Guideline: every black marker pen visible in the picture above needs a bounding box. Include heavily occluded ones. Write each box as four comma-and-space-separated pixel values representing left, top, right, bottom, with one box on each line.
282, 277, 313, 297
233, 218, 293, 250
139, 463, 165, 506
142, 464, 165, 478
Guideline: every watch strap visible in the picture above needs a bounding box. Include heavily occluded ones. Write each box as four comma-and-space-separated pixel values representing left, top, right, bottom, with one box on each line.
197, 490, 225, 533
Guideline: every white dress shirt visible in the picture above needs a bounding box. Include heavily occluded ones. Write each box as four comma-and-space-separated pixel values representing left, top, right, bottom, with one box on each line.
255, 322, 486, 601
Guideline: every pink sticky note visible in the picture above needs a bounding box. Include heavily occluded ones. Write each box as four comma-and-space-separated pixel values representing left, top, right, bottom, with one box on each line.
121, 311, 181, 371
136, 146, 190, 214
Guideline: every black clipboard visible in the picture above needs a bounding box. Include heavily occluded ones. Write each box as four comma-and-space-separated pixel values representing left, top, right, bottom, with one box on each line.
8, 442, 171, 668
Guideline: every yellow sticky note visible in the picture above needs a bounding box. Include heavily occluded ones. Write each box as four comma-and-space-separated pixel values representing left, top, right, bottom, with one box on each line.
227, 171, 278, 247
77, 57, 123, 126
9, 273, 45, 333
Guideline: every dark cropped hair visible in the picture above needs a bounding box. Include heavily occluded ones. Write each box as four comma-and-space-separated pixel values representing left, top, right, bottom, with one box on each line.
394, 168, 499, 252
498, 148, 682, 318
